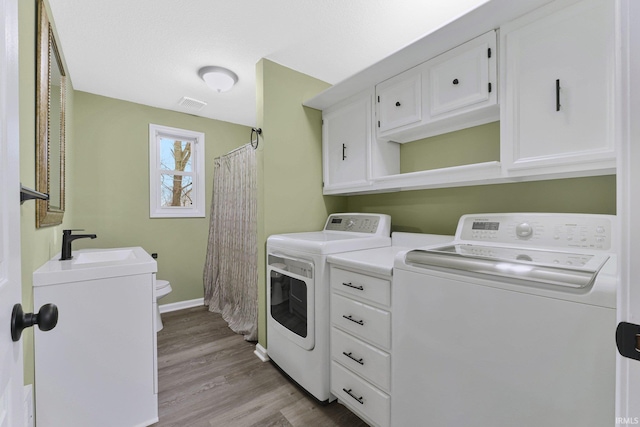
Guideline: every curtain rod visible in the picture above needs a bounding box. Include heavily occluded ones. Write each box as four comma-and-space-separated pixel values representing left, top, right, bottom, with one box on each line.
215, 127, 262, 161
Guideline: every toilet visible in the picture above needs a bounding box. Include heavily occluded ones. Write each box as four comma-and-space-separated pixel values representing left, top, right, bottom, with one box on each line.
155, 279, 172, 332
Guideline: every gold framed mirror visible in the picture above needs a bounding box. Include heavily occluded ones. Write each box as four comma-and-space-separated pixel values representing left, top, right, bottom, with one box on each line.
36, 0, 66, 228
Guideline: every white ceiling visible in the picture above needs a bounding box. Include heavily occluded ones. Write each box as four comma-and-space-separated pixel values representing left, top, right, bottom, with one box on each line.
48, 0, 488, 127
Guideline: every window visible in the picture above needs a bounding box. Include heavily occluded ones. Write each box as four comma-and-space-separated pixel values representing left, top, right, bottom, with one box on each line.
149, 124, 205, 218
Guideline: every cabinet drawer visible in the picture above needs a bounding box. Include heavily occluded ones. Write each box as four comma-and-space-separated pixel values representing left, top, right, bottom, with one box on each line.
331, 267, 390, 306
331, 327, 390, 392
331, 361, 390, 427
331, 293, 390, 349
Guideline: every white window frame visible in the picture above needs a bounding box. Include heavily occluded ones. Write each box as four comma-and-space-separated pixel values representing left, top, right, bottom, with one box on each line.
149, 124, 205, 218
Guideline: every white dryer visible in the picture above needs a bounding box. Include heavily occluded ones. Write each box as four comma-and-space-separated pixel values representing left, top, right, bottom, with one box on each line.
267, 213, 391, 402
393, 213, 617, 427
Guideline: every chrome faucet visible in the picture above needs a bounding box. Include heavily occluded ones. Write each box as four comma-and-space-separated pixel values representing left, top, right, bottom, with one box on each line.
60, 229, 97, 261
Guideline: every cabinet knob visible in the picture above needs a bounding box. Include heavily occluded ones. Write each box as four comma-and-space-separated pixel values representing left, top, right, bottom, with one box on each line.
10, 303, 58, 342
395, 101, 401, 107
452, 78, 459, 85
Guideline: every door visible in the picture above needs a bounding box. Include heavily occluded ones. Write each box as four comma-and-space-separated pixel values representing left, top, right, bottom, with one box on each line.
267, 254, 315, 350
0, 0, 25, 425
501, 0, 616, 172
428, 30, 496, 118
322, 92, 371, 191
376, 67, 422, 135
617, 0, 640, 421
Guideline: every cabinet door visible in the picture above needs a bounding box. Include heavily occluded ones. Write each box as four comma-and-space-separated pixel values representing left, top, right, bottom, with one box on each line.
376, 67, 422, 134
501, 0, 616, 173
428, 31, 496, 118
322, 93, 371, 191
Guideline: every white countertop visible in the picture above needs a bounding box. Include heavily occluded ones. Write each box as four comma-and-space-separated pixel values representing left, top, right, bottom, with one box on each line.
327, 232, 452, 277
33, 247, 157, 286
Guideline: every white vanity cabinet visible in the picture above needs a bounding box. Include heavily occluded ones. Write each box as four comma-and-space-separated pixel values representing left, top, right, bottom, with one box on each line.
32, 247, 158, 427
329, 266, 392, 427
500, 0, 616, 176
376, 30, 498, 143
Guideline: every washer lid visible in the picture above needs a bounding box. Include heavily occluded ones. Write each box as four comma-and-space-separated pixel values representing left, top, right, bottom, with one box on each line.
405, 244, 610, 289
267, 232, 391, 255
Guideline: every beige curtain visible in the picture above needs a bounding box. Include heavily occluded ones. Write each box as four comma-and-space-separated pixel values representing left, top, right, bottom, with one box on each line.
203, 143, 257, 341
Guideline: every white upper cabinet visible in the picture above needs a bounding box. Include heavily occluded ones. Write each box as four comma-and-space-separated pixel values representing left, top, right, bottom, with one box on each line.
428, 31, 497, 119
376, 31, 498, 143
305, 0, 620, 195
322, 91, 400, 195
500, 0, 616, 176
322, 92, 372, 191
376, 67, 423, 134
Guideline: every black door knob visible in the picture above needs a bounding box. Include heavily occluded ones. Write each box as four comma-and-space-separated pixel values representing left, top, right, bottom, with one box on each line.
10, 303, 58, 342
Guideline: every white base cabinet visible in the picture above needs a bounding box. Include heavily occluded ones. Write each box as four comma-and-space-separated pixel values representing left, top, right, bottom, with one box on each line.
329, 267, 392, 427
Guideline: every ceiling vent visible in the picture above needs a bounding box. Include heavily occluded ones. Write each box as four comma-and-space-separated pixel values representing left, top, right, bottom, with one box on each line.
178, 96, 207, 111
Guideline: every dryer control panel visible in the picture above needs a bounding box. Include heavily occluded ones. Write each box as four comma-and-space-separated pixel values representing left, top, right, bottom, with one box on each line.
457, 213, 615, 251
324, 213, 391, 235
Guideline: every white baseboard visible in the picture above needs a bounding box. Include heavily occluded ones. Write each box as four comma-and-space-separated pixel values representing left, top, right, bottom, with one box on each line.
254, 343, 270, 362
159, 298, 204, 313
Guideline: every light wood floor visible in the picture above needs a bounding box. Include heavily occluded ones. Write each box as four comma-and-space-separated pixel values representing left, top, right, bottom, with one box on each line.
152, 306, 369, 427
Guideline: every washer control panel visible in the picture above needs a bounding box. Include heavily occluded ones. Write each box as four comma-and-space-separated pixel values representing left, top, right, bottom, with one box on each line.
324, 214, 391, 235
457, 213, 614, 251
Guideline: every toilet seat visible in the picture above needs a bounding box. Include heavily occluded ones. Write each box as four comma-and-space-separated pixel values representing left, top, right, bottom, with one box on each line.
156, 279, 172, 298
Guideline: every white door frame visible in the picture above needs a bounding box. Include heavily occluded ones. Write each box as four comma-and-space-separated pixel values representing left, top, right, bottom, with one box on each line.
616, 0, 640, 422
0, 0, 25, 425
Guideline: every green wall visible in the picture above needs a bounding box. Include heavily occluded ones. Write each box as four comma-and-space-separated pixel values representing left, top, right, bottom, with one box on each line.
347, 176, 616, 235
18, 0, 77, 385
400, 121, 500, 172
72, 92, 249, 305
256, 59, 346, 346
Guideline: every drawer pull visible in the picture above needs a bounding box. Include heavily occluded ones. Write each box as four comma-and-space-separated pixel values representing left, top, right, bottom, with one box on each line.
342, 351, 364, 365
343, 388, 364, 405
342, 282, 364, 291
343, 314, 364, 326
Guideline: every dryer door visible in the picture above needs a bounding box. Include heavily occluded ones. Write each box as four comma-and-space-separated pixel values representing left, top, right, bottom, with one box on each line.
267, 254, 315, 350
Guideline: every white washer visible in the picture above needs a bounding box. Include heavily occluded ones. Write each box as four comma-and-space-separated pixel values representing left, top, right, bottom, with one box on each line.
393, 213, 617, 427
267, 213, 391, 402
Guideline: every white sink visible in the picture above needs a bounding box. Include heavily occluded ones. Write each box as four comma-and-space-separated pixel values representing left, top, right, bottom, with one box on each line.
74, 249, 136, 264
33, 247, 157, 286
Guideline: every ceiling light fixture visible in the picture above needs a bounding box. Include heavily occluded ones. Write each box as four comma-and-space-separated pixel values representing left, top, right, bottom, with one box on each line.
198, 66, 238, 93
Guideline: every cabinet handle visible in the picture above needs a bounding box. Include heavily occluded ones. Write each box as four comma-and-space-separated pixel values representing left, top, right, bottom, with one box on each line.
343, 388, 364, 405
342, 282, 364, 291
453, 78, 459, 85
343, 314, 364, 326
395, 101, 401, 107
342, 143, 347, 161
556, 79, 561, 111
342, 351, 364, 365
